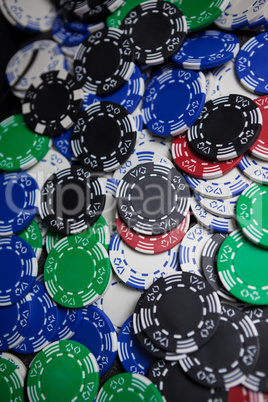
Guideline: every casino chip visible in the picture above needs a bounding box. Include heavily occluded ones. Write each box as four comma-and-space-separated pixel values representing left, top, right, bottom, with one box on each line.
0, 294, 32, 350
239, 153, 268, 185
70, 305, 117, 375
172, 133, 243, 179
0, 357, 24, 401
52, 305, 82, 341
179, 303, 260, 389
0, 114, 51, 171
17, 219, 43, 260
148, 359, 229, 402
52, 11, 89, 46
13, 281, 59, 354
73, 28, 135, 95
22, 70, 84, 137
142, 68, 206, 136
109, 232, 180, 289
196, 193, 238, 218
39, 166, 105, 235
236, 183, 268, 248
116, 211, 189, 254
0, 236, 37, 305
250, 95, 268, 161
172, 30, 240, 70
71, 101, 137, 172
44, 235, 111, 308
96, 373, 163, 401
187, 94, 263, 161
201, 233, 236, 302
236, 32, 268, 95
116, 162, 190, 235
140, 272, 221, 354
179, 223, 213, 276
118, 315, 155, 375
185, 166, 252, 199
27, 340, 99, 402
217, 229, 268, 304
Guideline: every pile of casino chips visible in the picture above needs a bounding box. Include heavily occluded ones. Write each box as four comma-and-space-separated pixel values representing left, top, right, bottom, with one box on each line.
2, 0, 268, 401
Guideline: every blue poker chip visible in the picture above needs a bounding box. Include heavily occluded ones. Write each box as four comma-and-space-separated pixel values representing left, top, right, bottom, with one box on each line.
70, 305, 117, 375
52, 11, 89, 46
100, 65, 145, 114
142, 68, 206, 136
0, 294, 32, 350
0, 237, 37, 306
0, 171, 40, 236
172, 30, 240, 70
236, 32, 268, 95
118, 315, 155, 375
52, 305, 83, 341
13, 281, 59, 354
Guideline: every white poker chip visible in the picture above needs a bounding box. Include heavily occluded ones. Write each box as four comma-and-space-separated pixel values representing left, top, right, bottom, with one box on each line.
195, 193, 238, 218
137, 134, 172, 160
191, 195, 238, 233
1, 0, 23, 28
0, 352, 27, 381
5, 40, 67, 92
239, 153, 268, 185
185, 166, 252, 199
179, 223, 213, 276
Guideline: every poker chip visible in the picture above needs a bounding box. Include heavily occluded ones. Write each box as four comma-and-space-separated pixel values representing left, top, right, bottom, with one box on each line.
44, 235, 111, 308
179, 303, 260, 389
13, 281, 59, 354
0, 294, 32, 350
250, 95, 268, 161
71, 101, 137, 172
136, 135, 173, 160
22, 70, 84, 137
52, 11, 89, 46
109, 231, 180, 289
17, 219, 43, 260
185, 166, 252, 199
0, 114, 51, 171
236, 32, 268, 95
236, 183, 268, 248
0, 0, 24, 29
142, 68, 206, 136
73, 28, 135, 95
148, 359, 229, 402
172, 133, 243, 179
70, 305, 117, 375
217, 229, 268, 304
195, 193, 238, 218
0, 357, 24, 401
0, 353, 27, 381
96, 373, 163, 401
239, 153, 268, 185
172, 30, 240, 70
116, 211, 189, 254
179, 223, 213, 276
201, 232, 236, 301
52, 305, 82, 341
187, 94, 263, 161
140, 272, 221, 354
116, 162, 190, 235
190, 195, 238, 233
27, 340, 99, 402
4, 0, 56, 32
118, 315, 155, 375
39, 166, 105, 235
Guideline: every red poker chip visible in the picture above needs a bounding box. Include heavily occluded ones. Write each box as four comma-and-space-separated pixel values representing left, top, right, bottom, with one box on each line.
228, 385, 268, 402
250, 95, 268, 161
172, 133, 243, 179
116, 212, 190, 254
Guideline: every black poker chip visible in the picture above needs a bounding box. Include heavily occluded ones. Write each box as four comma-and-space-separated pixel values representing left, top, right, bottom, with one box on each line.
179, 303, 260, 390
187, 94, 263, 161
116, 162, 190, 236
73, 28, 135, 95
39, 166, 106, 235
243, 306, 268, 393
71, 101, 137, 172
148, 360, 229, 402
120, 0, 187, 65
22, 70, 84, 137
139, 272, 221, 354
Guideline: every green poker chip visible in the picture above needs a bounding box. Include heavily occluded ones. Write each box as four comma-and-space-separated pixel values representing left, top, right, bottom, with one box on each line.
236, 184, 268, 249
27, 340, 99, 402
217, 229, 268, 305
0, 114, 51, 171
44, 235, 111, 308
46, 215, 110, 254
0, 357, 25, 401
96, 373, 164, 401
17, 219, 43, 259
